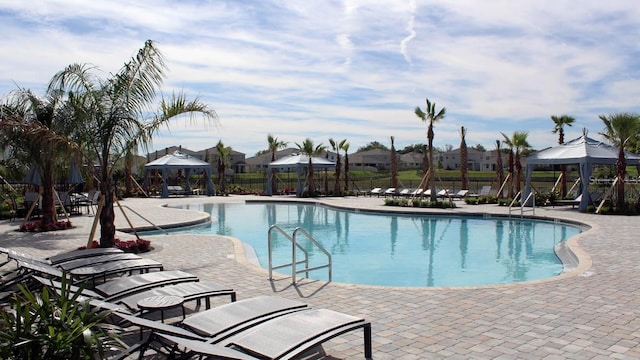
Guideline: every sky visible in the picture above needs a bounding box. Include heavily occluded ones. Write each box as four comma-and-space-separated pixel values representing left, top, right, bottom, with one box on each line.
1, 0, 640, 157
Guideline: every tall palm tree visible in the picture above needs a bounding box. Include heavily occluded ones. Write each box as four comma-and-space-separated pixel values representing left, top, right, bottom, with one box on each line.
599, 112, 640, 210
267, 134, 287, 195
495, 140, 504, 198
342, 141, 350, 193
501, 132, 515, 198
390, 136, 398, 190
459, 126, 468, 190
329, 138, 342, 196
295, 138, 324, 197
512, 131, 531, 194
415, 98, 446, 201
551, 115, 576, 198
49, 40, 218, 247
0, 87, 77, 228
215, 140, 231, 194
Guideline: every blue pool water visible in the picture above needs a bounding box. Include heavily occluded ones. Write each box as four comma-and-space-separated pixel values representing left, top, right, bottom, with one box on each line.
164, 202, 582, 287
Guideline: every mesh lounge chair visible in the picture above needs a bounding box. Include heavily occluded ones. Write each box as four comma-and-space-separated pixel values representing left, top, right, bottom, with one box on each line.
409, 188, 423, 196
57, 253, 143, 271
48, 247, 124, 265
6, 250, 165, 286
368, 188, 383, 197
116, 296, 372, 359
383, 188, 397, 197
35, 273, 236, 313
69, 258, 164, 285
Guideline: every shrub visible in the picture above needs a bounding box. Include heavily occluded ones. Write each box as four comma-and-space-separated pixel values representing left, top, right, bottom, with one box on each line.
0, 275, 122, 359
19, 220, 73, 232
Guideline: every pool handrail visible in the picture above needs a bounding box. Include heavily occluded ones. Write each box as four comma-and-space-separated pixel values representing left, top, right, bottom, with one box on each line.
267, 225, 332, 284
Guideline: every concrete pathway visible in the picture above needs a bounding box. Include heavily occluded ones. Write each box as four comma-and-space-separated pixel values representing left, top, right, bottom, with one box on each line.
1, 195, 638, 359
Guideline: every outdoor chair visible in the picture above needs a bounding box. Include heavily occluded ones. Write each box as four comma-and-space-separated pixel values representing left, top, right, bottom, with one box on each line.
409, 188, 423, 196
114, 296, 372, 360
2, 251, 167, 290
34, 273, 236, 314
383, 188, 397, 197
368, 188, 383, 197
453, 189, 469, 199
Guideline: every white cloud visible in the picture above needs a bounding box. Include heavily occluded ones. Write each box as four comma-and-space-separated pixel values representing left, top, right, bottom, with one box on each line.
1, 0, 640, 156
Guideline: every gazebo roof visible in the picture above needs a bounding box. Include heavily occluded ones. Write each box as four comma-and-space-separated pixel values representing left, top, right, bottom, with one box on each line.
268, 154, 335, 168
526, 135, 640, 166
145, 151, 211, 169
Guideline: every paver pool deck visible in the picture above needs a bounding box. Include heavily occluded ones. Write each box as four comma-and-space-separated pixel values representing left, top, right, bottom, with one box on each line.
1, 195, 639, 359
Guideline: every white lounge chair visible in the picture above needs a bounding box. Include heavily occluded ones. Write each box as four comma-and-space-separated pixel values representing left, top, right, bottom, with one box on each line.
368, 188, 383, 197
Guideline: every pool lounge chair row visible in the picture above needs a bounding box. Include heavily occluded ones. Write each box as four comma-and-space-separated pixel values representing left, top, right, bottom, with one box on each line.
1, 247, 164, 287
368, 187, 470, 199
1, 247, 373, 359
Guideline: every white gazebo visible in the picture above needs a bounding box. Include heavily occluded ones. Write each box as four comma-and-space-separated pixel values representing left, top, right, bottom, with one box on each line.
266, 154, 335, 197
144, 151, 215, 198
524, 135, 640, 211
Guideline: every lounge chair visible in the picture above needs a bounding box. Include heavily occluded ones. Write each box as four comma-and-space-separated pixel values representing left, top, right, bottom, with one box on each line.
47, 247, 125, 265
409, 188, 423, 196
436, 189, 450, 198
368, 188, 383, 197
398, 188, 411, 197
35, 273, 236, 313
453, 189, 469, 199
57, 253, 143, 271
167, 185, 189, 196
2, 256, 167, 291
116, 296, 372, 359
383, 188, 397, 197
69, 258, 164, 285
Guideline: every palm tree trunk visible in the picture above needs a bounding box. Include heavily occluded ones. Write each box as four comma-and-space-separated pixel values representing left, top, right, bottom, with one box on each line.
616, 147, 626, 210
344, 153, 349, 193
308, 159, 314, 196
40, 163, 57, 226
99, 177, 116, 248
428, 124, 436, 201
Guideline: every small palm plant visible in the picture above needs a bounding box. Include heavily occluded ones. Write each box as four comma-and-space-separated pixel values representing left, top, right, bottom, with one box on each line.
0, 274, 121, 359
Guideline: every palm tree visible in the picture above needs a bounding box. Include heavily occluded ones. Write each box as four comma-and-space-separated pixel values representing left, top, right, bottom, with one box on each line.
49, 40, 218, 247
551, 115, 576, 198
295, 138, 324, 197
0, 87, 77, 228
415, 98, 446, 201
390, 136, 398, 190
495, 140, 504, 198
512, 131, 531, 194
267, 134, 287, 195
328, 138, 342, 196
215, 140, 231, 194
599, 112, 640, 210
459, 126, 468, 190
501, 132, 515, 198
342, 141, 350, 193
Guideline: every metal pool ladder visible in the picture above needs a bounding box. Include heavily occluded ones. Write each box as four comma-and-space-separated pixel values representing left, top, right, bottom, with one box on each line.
267, 225, 332, 284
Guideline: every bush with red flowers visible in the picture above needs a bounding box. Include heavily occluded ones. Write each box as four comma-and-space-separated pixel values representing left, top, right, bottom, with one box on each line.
77, 238, 152, 253
114, 238, 152, 253
19, 220, 73, 232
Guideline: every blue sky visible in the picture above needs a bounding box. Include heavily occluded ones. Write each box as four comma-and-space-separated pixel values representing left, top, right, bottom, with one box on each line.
1, 1, 639, 157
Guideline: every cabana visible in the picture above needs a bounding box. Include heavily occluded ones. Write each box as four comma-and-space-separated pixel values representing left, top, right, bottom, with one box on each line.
524, 135, 640, 211
144, 151, 215, 198
266, 154, 335, 197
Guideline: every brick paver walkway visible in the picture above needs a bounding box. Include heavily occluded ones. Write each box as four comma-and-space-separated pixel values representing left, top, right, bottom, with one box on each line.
1, 195, 638, 359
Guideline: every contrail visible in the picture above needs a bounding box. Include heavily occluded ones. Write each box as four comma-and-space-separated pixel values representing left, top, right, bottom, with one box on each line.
400, 0, 416, 66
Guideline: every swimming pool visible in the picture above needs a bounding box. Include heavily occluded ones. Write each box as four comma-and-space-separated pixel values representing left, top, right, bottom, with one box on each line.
165, 202, 582, 287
